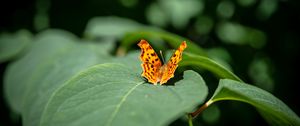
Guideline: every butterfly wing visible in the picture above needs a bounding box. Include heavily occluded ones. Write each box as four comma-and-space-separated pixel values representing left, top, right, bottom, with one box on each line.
138, 39, 162, 85
160, 41, 187, 85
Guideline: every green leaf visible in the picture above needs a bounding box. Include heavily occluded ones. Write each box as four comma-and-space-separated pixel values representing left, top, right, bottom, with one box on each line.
210, 79, 300, 126
4, 29, 113, 126
84, 16, 158, 39
181, 53, 242, 82
41, 64, 208, 126
0, 30, 32, 62
81, 39, 115, 57
111, 51, 141, 70
121, 30, 207, 56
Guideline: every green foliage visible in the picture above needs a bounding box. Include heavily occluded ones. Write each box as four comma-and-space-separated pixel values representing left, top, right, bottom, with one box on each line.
84, 17, 158, 40
4, 30, 113, 126
216, 22, 266, 49
4, 28, 209, 126
2, 16, 299, 126
40, 64, 207, 126
121, 30, 207, 56
248, 56, 274, 92
201, 104, 220, 124
210, 79, 300, 125
146, 0, 204, 29
181, 53, 241, 81
0, 30, 32, 63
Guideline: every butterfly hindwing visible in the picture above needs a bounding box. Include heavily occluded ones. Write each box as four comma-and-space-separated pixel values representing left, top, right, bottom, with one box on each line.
160, 41, 187, 84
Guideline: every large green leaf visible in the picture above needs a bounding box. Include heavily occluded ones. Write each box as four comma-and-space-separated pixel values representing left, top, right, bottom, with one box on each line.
210, 79, 300, 126
0, 30, 32, 62
4, 29, 114, 126
181, 53, 242, 81
40, 64, 208, 126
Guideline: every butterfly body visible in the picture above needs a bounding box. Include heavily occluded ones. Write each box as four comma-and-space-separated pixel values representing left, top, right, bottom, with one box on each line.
138, 39, 187, 85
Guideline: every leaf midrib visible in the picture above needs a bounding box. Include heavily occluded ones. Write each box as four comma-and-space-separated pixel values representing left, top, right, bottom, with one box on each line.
105, 81, 144, 126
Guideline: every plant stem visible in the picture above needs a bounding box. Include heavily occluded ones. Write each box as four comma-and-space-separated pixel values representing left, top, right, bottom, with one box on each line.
190, 100, 213, 118
188, 114, 193, 126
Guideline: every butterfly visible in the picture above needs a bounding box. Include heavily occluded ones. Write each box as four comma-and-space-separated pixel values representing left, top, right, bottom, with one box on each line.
138, 39, 187, 85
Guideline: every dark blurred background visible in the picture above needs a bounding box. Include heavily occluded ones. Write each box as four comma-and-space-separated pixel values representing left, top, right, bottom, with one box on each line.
1, 0, 299, 125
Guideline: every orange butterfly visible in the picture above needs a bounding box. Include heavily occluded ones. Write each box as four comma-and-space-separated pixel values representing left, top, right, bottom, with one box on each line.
138, 39, 187, 85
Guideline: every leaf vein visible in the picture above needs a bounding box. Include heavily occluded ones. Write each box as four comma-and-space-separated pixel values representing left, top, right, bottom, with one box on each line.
105, 81, 144, 126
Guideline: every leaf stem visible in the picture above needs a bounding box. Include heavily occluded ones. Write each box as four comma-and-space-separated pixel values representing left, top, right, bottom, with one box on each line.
188, 114, 193, 126
190, 100, 213, 118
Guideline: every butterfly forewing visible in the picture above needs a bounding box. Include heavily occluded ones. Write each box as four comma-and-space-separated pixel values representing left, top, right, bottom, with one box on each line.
138, 40, 162, 84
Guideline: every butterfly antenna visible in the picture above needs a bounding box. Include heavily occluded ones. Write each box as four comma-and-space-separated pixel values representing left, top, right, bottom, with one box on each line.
160, 50, 165, 64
